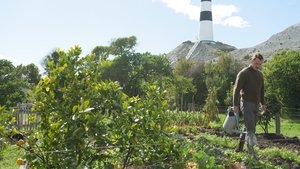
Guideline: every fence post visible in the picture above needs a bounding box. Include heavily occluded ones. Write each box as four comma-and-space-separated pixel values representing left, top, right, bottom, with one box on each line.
275, 112, 280, 135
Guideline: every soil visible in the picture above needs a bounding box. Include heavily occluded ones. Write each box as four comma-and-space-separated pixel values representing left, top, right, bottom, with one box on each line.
197, 128, 300, 168
256, 133, 300, 153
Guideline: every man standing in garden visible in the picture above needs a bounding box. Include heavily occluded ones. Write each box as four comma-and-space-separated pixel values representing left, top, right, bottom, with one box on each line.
233, 53, 267, 158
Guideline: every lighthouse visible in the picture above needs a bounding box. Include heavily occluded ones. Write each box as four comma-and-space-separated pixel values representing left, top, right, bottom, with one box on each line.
199, 0, 213, 42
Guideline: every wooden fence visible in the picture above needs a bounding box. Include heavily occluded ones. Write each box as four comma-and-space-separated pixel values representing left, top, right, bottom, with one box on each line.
11, 103, 299, 134
12, 103, 39, 131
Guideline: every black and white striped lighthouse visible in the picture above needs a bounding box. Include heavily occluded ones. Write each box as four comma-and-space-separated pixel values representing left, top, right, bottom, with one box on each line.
199, 0, 213, 42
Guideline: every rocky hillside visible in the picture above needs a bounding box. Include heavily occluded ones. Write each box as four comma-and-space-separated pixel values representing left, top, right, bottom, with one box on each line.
231, 22, 300, 60
167, 41, 236, 65
167, 22, 300, 63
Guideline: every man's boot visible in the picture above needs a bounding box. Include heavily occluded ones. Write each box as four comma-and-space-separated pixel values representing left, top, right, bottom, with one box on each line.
235, 128, 246, 152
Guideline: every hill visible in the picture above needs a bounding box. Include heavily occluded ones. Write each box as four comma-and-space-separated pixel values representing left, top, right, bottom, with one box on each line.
167, 22, 300, 63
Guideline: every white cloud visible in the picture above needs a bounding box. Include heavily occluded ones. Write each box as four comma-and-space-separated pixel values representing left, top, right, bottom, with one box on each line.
222, 16, 249, 28
158, 0, 249, 28
213, 5, 249, 28
160, 0, 199, 21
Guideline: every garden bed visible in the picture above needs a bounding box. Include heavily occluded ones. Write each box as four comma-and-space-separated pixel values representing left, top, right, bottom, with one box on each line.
197, 127, 300, 168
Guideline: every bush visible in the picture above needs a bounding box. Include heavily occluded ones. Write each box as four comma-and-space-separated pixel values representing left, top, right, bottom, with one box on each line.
19, 46, 187, 168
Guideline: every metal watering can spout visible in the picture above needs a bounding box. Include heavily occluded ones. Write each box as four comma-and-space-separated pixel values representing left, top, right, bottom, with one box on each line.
223, 106, 241, 134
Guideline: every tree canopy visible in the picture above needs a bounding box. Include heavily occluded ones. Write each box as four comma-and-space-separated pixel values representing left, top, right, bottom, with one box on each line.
0, 60, 40, 107
263, 50, 300, 109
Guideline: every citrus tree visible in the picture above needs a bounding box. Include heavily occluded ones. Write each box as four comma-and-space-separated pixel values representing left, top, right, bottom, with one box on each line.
20, 46, 187, 168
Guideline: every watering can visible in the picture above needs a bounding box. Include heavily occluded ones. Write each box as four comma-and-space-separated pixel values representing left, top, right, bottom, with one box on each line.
223, 106, 241, 134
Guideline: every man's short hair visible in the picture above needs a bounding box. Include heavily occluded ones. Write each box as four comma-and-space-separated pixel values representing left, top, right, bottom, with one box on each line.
251, 53, 264, 61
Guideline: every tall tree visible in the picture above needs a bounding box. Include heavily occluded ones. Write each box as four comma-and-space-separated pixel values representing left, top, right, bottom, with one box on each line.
263, 50, 300, 110
91, 46, 110, 61
204, 53, 243, 107
0, 60, 28, 107
110, 36, 137, 57
174, 58, 193, 77
42, 49, 60, 74
100, 36, 173, 97
173, 58, 197, 110
20, 63, 41, 85
190, 62, 207, 107
172, 75, 196, 111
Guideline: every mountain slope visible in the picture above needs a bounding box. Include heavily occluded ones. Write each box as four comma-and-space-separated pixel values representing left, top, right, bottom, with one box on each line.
167, 22, 300, 63
167, 41, 236, 65
231, 22, 300, 60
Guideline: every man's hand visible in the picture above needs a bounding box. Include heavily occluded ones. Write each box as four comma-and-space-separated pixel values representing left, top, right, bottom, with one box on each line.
233, 106, 239, 113
261, 105, 267, 114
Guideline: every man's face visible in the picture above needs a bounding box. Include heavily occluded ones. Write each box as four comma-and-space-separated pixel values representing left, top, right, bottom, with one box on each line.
251, 58, 263, 71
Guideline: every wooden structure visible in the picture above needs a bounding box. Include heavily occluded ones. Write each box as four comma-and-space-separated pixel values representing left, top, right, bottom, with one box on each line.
13, 103, 39, 130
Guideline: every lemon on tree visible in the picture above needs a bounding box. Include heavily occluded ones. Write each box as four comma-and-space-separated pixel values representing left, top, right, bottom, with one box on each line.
16, 158, 24, 165
17, 139, 25, 146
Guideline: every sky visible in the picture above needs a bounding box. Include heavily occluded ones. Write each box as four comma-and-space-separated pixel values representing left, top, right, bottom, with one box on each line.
1, 0, 299, 71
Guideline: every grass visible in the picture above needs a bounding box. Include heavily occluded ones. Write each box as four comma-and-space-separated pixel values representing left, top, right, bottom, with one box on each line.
0, 145, 24, 169
254, 116, 300, 137
272, 118, 300, 137
218, 113, 300, 138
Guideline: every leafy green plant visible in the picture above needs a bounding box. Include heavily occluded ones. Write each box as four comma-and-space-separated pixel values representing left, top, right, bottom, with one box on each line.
263, 50, 300, 110
203, 87, 219, 126
166, 111, 204, 127
258, 93, 281, 133
259, 147, 300, 164
0, 106, 19, 150
18, 46, 187, 168
194, 134, 295, 168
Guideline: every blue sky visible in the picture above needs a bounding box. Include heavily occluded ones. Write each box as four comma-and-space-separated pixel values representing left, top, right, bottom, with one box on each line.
0, 0, 299, 71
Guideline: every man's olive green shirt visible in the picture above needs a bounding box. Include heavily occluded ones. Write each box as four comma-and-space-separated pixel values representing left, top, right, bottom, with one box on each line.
233, 65, 265, 106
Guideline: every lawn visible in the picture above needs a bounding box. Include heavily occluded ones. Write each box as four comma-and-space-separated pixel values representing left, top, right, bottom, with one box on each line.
259, 117, 300, 137
218, 113, 300, 138
0, 145, 23, 169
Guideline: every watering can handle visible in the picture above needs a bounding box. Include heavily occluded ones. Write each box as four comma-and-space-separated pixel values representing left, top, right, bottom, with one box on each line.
233, 106, 239, 113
